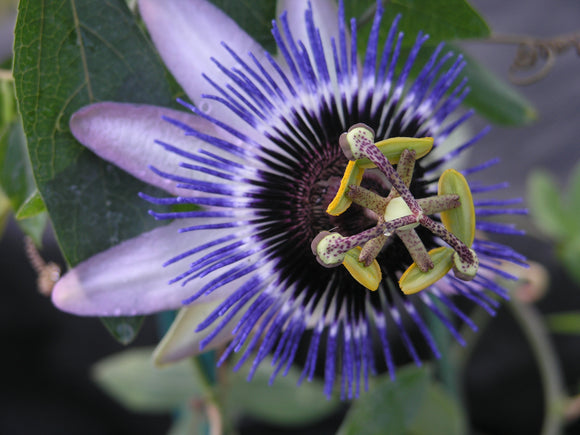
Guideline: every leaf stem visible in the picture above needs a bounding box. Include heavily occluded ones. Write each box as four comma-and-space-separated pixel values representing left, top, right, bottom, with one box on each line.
508, 299, 567, 435
192, 352, 223, 435
467, 31, 580, 85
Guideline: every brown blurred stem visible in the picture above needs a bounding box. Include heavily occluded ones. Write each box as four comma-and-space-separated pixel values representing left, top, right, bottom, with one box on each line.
476, 31, 580, 85
24, 236, 61, 296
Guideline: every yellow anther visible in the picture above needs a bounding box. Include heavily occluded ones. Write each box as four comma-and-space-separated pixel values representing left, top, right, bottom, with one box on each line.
438, 169, 475, 246
342, 247, 382, 291
326, 161, 365, 216
399, 246, 454, 295
356, 137, 434, 169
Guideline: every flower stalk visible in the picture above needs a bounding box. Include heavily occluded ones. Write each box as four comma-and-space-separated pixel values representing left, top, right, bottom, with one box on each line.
192, 352, 224, 435
508, 299, 566, 435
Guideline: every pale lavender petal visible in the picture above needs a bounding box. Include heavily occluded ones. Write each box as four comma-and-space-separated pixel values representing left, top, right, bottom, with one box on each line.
70, 102, 222, 196
139, 0, 268, 125
52, 221, 250, 316
154, 302, 238, 365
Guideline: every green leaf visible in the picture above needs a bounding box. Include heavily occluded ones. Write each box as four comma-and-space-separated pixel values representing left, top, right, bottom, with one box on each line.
407, 381, 465, 435
546, 312, 580, 335
0, 120, 31, 209
337, 365, 430, 435
345, 0, 490, 47
227, 357, 341, 426
337, 365, 465, 435
18, 213, 48, 247
15, 190, 46, 219
0, 118, 48, 242
210, 0, 277, 53
13, 0, 176, 267
100, 316, 145, 346
566, 162, 580, 219
528, 170, 571, 240
92, 347, 200, 413
388, 0, 490, 43
558, 234, 580, 286
0, 189, 10, 238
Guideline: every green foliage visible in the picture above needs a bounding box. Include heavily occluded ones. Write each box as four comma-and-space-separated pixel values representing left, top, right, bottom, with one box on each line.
546, 312, 580, 335
337, 366, 429, 435
407, 380, 465, 434
0, 189, 9, 235
100, 315, 145, 345
387, 0, 490, 42
528, 165, 580, 285
93, 348, 341, 429
559, 234, 580, 285
16, 212, 47, 247
569, 163, 580, 219
529, 171, 571, 240
13, 0, 175, 266
92, 347, 200, 412
210, 0, 277, 53
227, 357, 342, 426
0, 115, 47, 245
0, 76, 47, 244
14, 190, 45, 219
337, 365, 464, 435
0, 120, 28, 204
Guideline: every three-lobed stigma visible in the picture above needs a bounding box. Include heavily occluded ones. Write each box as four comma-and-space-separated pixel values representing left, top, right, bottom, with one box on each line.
312, 124, 479, 294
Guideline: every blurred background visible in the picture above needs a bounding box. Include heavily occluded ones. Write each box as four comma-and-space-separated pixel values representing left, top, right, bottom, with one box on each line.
1, 0, 580, 434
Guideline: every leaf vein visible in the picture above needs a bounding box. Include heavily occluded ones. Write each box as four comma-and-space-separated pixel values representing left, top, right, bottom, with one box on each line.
70, 0, 94, 102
